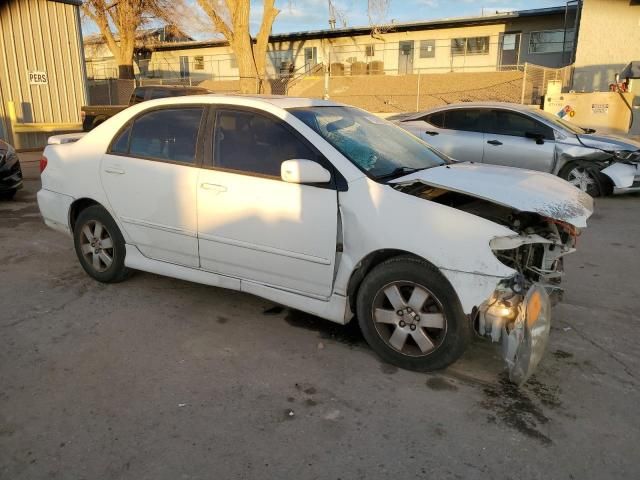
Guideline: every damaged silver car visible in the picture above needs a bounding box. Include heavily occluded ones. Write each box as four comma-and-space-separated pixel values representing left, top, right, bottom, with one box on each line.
396, 102, 640, 197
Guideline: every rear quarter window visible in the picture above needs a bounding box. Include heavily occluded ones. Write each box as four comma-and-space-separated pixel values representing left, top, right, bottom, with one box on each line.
425, 111, 444, 127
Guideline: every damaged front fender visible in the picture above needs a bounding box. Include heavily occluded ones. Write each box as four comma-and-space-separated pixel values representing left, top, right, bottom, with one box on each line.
555, 136, 640, 193
601, 162, 640, 190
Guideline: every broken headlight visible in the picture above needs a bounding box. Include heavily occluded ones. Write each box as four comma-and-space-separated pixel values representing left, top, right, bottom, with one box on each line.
613, 150, 640, 162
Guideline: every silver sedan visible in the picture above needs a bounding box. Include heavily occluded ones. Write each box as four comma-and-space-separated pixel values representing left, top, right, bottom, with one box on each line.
395, 102, 640, 197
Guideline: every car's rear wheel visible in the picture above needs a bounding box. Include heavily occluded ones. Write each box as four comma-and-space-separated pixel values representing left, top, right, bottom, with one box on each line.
559, 162, 603, 197
73, 205, 131, 283
356, 256, 471, 371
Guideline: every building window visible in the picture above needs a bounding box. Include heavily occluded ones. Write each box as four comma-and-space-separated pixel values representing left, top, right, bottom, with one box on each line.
528, 30, 571, 54
365, 44, 375, 57
419, 40, 435, 58
194, 56, 204, 70
451, 36, 490, 56
271, 49, 294, 69
451, 38, 466, 56
230, 55, 238, 69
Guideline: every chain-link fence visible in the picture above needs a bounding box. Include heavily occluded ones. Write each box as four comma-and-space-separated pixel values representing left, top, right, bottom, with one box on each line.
520, 62, 573, 105
87, 79, 136, 105
86, 60, 573, 113
284, 65, 524, 113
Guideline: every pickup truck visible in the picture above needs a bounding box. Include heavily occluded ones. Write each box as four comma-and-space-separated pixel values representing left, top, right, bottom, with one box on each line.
81, 85, 211, 131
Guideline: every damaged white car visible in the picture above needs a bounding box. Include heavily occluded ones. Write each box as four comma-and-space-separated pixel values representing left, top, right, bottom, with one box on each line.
37, 96, 593, 384
395, 102, 640, 197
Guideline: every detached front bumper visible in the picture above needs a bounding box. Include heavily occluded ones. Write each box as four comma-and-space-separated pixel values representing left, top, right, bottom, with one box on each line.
479, 281, 552, 385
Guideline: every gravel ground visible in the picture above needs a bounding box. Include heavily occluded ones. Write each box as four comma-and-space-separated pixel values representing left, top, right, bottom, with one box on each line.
1, 169, 639, 480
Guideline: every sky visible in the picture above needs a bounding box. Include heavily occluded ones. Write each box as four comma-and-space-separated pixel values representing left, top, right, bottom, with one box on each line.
82, 0, 567, 38
260, 0, 566, 34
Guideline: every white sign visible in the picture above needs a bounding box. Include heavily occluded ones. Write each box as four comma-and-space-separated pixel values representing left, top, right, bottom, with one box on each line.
28, 71, 48, 85
591, 103, 609, 115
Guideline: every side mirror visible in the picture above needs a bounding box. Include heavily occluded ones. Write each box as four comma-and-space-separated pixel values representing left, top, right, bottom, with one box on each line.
525, 131, 545, 145
281, 159, 331, 184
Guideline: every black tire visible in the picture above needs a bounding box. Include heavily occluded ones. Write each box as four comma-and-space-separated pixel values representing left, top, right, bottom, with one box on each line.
0, 189, 17, 200
356, 255, 471, 372
558, 162, 604, 197
73, 205, 131, 283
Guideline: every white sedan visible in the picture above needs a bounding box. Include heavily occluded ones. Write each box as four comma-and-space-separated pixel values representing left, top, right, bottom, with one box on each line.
38, 95, 593, 384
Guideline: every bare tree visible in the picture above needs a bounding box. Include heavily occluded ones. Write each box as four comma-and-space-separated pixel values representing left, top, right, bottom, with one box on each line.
196, 0, 279, 93
82, 0, 182, 79
367, 0, 391, 40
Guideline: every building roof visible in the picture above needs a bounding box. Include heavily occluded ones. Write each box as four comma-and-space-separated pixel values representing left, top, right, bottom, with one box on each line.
50, 0, 83, 5
83, 26, 193, 46
150, 5, 572, 52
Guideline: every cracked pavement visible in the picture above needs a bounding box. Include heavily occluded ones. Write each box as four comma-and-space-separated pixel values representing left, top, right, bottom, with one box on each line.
1, 175, 639, 480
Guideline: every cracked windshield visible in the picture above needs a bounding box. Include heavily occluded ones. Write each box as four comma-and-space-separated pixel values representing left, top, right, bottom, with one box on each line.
290, 106, 446, 179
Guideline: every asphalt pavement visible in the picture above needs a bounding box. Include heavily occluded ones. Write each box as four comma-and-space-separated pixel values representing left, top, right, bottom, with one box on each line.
1, 165, 639, 480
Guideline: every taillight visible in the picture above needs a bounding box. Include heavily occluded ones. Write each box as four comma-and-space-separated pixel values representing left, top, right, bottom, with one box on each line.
39, 155, 48, 173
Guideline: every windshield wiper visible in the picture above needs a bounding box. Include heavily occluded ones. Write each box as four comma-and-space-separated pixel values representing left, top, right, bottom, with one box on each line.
375, 166, 427, 181
582, 127, 596, 134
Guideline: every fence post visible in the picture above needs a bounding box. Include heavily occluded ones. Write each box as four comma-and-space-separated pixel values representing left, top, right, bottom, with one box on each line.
416, 70, 421, 112
520, 62, 527, 104
323, 69, 330, 100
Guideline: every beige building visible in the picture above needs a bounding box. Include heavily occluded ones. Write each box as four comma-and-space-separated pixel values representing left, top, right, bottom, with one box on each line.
85, 6, 577, 83
0, 0, 87, 149
573, 0, 640, 92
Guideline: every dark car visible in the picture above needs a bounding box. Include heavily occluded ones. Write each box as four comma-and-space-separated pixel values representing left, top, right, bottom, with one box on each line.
0, 139, 22, 200
81, 85, 212, 131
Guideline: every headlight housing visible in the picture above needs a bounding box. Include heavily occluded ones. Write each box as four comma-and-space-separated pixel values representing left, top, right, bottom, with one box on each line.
613, 150, 640, 162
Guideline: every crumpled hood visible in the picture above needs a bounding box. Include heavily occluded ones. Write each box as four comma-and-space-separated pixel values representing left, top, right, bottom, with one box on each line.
576, 133, 640, 152
390, 163, 594, 228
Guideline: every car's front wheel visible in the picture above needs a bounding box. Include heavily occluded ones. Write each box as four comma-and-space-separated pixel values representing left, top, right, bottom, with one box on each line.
356, 256, 471, 371
73, 205, 131, 283
559, 162, 604, 197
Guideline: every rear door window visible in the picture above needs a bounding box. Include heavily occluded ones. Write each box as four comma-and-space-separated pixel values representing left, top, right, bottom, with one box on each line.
110, 125, 131, 154
425, 111, 444, 127
114, 107, 204, 164
442, 109, 487, 133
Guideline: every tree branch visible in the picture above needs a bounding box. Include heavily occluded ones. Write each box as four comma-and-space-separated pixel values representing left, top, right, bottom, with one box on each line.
197, 0, 235, 42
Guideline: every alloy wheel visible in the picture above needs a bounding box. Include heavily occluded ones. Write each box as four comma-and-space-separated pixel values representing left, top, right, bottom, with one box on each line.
79, 220, 114, 272
371, 281, 447, 357
566, 166, 597, 193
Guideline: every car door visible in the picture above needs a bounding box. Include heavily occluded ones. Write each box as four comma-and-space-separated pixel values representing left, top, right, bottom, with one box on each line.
197, 107, 339, 298
402, 109, 487, 162
100, 106, 205, 267
482, 109, 556, 172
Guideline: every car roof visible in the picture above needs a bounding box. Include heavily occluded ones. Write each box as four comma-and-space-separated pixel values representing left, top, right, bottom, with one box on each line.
400, 102, 538, 121
133, 93, 343, 110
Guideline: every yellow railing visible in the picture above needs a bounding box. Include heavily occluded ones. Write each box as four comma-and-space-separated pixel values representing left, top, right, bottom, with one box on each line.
7, 101, 82, 134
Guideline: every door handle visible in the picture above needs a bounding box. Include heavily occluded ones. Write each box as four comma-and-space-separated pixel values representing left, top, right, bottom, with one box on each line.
424, 131, 439, 136
104, 166, 125, 174
200, 183, 227, 193
487, 140, 503, 146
